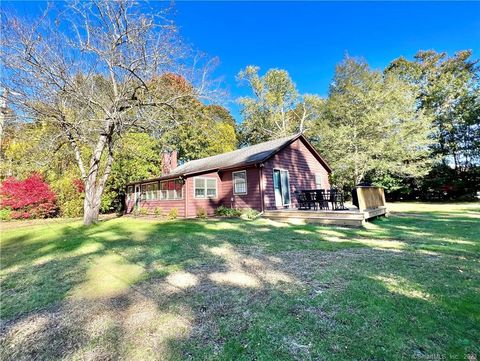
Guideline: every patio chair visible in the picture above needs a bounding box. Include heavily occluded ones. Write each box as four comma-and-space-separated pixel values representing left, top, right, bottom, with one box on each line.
294, 191, 310, 210
328, 189, 348, 211
335, 191, 348, 210
303, 191, 317, 210
315, 189, 329, 210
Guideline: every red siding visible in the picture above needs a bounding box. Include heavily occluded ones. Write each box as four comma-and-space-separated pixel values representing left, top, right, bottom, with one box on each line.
184, 167, 262, 217
184, 171, 221, 217
138, 199, 185, 217
219, 167, 262, 211
262, 138, 330, 210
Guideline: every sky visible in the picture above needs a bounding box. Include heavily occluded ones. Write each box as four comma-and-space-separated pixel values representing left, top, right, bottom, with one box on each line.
4, 1, 480, 122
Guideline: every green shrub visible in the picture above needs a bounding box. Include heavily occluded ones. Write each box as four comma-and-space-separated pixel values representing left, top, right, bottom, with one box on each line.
139, 207, 148, 215
154, 207, 162, 217
0, 208, 12, 221
100, 190, 117, 213
196, 207, 207, 219
51, 173, 84, 217
241, 208, 260, 220
214, 205, 242, 217
167, 207, 178, 220
61, 198, 84, 218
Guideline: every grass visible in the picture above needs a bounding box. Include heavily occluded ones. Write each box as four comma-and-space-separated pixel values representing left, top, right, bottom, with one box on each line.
0, 202, 479, 360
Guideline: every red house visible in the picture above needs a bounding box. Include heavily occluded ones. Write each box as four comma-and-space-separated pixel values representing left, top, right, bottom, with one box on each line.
125, 133, 332, 217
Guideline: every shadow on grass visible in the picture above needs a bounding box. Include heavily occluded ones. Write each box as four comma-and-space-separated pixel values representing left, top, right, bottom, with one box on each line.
0, 207, 479, 359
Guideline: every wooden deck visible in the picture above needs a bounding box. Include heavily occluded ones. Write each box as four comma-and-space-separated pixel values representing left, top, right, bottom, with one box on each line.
263, 206, 387, 227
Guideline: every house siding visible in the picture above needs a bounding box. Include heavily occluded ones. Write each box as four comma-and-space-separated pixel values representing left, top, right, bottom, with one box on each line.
219, 167, 262, 211
139, 199, 185, 217
184, 167, 262, 217
184, 171, 221, 217
263, 138, 330, 210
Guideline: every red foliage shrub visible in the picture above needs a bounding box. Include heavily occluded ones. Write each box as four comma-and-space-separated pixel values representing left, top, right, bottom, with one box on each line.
72, 178, 85, 193
0, 174, 58, 219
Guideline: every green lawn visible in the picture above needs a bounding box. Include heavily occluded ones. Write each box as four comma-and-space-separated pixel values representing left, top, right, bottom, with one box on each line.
1, 202, 479, 360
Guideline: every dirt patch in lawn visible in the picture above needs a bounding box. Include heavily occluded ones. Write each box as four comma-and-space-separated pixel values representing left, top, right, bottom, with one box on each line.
0, 247, 432, 360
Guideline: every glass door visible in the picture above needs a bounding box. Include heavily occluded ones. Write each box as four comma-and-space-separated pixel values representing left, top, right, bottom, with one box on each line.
280, 170, 291, 205
273, 169, 291, 207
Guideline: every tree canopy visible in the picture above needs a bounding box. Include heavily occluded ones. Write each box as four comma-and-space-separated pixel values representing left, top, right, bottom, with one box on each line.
311, 56, 433, 189
387, 50, 480, 172
237, 66, 322, 145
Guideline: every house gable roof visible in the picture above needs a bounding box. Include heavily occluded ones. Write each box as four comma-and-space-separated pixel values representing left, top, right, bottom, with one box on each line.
127, 133, 331, 185
171, 133, 302, 176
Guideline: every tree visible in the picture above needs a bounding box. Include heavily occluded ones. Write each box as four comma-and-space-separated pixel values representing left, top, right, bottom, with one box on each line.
387, 50, 480, 172
159, 95, 238, 162
1, 1, 213, 225
312, 56, 433, 189
237, 66, 321, 145
161, 108, 237, 162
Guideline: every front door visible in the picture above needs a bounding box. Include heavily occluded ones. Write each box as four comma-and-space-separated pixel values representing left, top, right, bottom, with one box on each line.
273, 169, 291, 207
134, 185, 141, 210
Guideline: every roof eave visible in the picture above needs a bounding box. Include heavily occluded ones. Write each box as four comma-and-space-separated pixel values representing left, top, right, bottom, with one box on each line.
125, 173, 184, 186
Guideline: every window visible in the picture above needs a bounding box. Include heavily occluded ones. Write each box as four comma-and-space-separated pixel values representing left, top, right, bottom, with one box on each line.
142, 182, 159, 200
194, 177, 217, 198
233, 170, 247, 195
206, 179, 217, 197
160, 179, 183, 200
127, 186, 133, 202
315, 174, 322, 189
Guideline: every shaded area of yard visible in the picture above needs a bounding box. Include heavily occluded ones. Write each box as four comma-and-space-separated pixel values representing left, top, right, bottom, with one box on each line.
0, 202, 479, 360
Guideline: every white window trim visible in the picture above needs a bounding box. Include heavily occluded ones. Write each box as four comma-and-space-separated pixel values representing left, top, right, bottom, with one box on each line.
232, 170, 248, 195
159, 178, 184, 201
194, 177, 218, 199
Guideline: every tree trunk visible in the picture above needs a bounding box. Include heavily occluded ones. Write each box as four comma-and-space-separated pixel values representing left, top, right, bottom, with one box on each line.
81, 121, 115, 226
83, 182, 102, 225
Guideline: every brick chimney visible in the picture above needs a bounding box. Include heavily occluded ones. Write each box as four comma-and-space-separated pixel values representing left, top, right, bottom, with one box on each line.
162, 150, 178, 175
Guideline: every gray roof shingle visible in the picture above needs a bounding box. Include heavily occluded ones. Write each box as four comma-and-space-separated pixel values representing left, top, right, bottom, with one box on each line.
169, 133, 301, 177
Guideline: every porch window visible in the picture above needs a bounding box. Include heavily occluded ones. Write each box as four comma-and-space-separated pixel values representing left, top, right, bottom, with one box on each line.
142, 182, 158, 200
160, 179, 183, 200
233, 170, 247, 195
194, 177, 217, 199
127, 186, 133, 202
315, 174, 322, 189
